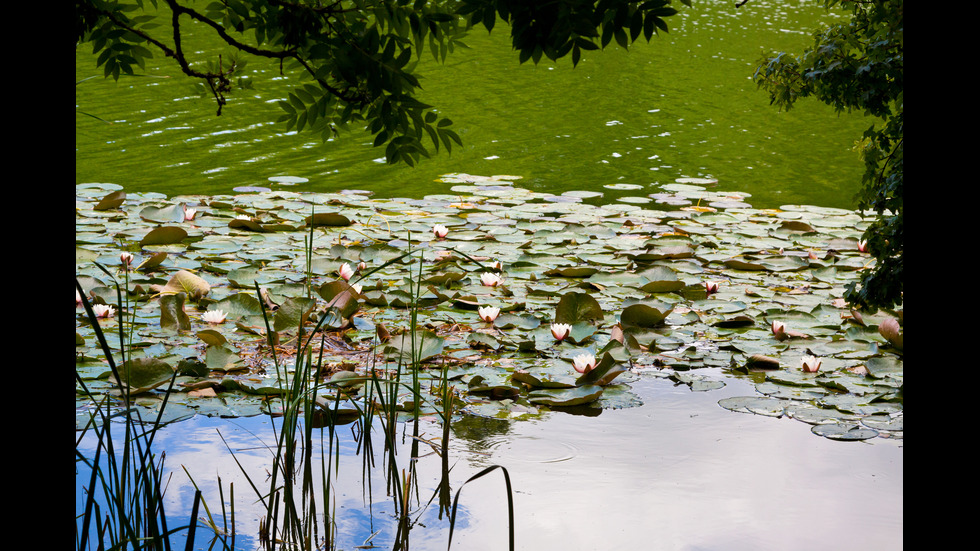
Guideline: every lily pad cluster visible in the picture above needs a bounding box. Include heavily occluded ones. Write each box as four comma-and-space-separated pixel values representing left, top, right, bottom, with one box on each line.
75, 174, 902, 440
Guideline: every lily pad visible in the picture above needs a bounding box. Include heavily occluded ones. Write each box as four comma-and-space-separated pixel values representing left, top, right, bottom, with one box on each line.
555, 292, 604, 324
140, 226, 188, 247
527, 385, 604, 407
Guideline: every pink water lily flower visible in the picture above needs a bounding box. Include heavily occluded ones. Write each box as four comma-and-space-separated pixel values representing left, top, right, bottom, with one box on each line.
771, 320, 787, 341
551, 323, 571, 342
338, 263, 355, 281
857, 239, 869, 253
704, 281, 719, 295
202, 309, 227, 324
478, 306, 500, 322
183, 206, 197, 221
93, 304, 115, 318
120, 252, 134, 268
481, 272, 502, 287
572, 353, 597, 374
433, 224, 449, 239
801, 355, 821, 373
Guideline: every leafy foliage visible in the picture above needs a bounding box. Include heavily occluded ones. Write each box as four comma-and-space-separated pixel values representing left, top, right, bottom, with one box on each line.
75, 0, 688, 166
753, 0, 903, 311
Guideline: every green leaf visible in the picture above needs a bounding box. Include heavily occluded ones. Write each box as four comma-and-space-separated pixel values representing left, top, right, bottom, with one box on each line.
139, 226, 188, 246
620, 301, 672, 328
115, 357, 175, 394
528, 385, 604, 406
555, 292, 603, 324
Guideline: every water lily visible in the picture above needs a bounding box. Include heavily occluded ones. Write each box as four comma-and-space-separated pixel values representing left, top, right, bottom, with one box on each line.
184, 206, 197, 221
338, 262, 355, 281
357, 261, 367, 272
202, 309, 227, 324
551, 323, 572, 342
432, 224, 449, 239
76, 289, 83, 308
478, 306, 500, 323
571, 353, 597, 374
481, 272, 502, 287
704, 281, 719, 295
771, 320, 787, 341
92, 304, 115, 319
857, 239, 869, 253
800, 355, 821, 373
350, 283, 363, 296
120, 252, 134, 268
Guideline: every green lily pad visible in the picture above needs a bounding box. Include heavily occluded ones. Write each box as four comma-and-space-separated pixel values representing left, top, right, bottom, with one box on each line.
555, 292, 604, 324
811, 423, 879, 441
113, 357, 175, 394
620, 301, 672, 328
94, 190, 126, 210
384, 331, 445, 363
140, 226, 188, 247
306, 212, 352, 227
527, 385, 604, 406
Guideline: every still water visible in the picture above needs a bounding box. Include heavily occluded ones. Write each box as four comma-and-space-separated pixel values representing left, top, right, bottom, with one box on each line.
77, 376, 902, 551
75, 0, 870, 210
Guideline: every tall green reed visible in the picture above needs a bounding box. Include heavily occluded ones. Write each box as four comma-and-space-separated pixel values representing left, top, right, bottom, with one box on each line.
76, 264, 219, 550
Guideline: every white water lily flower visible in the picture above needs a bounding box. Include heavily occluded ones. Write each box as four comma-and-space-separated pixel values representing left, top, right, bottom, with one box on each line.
202, 310, 227, 324
480, 272, 502, 287
76, 289, 83, 307
571, 353, 597, 374
478, 306, 500, 322
235, 214, 251, 220
551, 323, 572, 341
338, 262, 355, 281
432, 224, 449, 238
183, 207, 197, 221
801, 355, 821, 373
120, 252, 134, 267
92, 304, 115, 318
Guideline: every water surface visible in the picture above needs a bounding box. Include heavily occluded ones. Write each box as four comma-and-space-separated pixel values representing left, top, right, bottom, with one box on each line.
75, 0, 869, 209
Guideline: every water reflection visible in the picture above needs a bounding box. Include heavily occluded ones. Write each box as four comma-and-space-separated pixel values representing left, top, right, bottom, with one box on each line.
77, 375, 901, 550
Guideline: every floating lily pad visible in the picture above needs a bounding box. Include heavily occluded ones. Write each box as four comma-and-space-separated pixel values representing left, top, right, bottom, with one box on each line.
811, 423, 879, 441
527, 385, 604, 407
140, 226, 188, 247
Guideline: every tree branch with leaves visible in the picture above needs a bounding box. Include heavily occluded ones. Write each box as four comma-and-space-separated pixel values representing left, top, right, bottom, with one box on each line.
753, 0, 903, 311
76, 0, 688, 166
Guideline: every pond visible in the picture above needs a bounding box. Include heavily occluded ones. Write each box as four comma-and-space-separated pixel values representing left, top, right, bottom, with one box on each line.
75, 1, 902, 550
77, 376, 902, 551
75, 0, 870, 210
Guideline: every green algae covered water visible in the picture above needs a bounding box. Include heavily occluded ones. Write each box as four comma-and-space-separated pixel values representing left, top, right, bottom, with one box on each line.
75, 0, 870, 210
